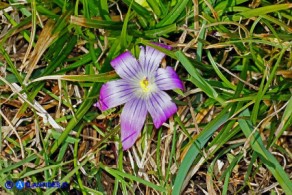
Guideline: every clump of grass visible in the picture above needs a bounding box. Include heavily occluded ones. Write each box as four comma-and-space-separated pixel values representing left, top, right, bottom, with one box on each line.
0, 0, 291, 194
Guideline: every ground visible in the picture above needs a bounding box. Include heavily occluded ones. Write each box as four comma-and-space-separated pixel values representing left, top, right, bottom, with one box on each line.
0, 0, 291, 194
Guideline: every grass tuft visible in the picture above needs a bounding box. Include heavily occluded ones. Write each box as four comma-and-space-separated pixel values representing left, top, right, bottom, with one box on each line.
0, 0, 291, 194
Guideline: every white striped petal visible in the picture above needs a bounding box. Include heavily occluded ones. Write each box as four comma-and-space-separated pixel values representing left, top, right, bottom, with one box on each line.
146, 90, 177, 128
121, 98, 147, 150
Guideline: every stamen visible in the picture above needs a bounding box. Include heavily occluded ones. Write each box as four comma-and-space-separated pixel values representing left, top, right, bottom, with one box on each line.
140, 77, 150, 92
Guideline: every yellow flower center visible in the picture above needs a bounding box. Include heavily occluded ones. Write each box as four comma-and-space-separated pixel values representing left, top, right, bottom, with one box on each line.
140, 78, 150, 92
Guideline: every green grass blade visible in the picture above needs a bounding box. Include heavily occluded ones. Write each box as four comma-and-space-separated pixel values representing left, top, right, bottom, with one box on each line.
173, 110, 230, 194
100, 163, 167, 193
272, 96, 292, 147
120, 1, 132, 49
207, 50, 236, 90
146, 0, 161, 16
176, 51, 226, 106
238, 109, 292, 194
223, 4, 292, 21
19, 161, 72, 178
251, 48, 286, 124
0, 154, 37, 174
156, 0, 190, 27
122, 0, 152, 20
144, 23, 177, 38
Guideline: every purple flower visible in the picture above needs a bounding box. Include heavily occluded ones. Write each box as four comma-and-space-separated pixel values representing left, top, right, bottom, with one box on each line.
94, 44, 183, 150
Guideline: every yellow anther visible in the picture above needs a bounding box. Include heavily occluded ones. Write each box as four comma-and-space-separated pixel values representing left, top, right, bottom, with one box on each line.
140, 78, 149, 92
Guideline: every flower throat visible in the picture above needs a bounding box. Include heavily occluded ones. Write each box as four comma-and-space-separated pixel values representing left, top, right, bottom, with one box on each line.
140, 77, 150, 92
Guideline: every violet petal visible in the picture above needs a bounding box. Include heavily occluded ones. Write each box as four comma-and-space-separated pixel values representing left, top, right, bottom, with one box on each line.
155, 67, 184, 90
139, 44, 171, 76
94, 79, 135, 111
121, 98, 147, 150
111, 51, 142, 80
146, 90, 177, 128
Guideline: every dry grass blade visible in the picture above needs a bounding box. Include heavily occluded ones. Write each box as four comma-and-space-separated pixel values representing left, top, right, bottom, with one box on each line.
0, 77, 64, 132
22, 20, 59, 83
1, 0, 291, 194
